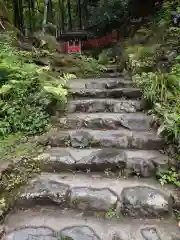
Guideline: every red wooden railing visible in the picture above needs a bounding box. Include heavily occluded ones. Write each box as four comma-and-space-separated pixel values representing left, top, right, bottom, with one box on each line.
82, 29, 119, 49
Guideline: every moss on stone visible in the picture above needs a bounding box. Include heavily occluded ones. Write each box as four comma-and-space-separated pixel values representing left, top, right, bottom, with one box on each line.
0, 134, 44, 220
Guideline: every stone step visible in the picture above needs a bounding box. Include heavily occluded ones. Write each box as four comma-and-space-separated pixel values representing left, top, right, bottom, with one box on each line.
4, 207, 180, 240
57, 113, 153, 131
67, 99, 144, 113
70, 88, 142, 99
67, 78, 133, 90
14, 173, 179, 219
105, 64, 122, 72
34, 147, 172, 177
100, 72, 123, 78
38, 128, 164, 150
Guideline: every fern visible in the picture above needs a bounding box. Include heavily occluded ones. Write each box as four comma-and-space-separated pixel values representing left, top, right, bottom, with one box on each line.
0, 34, 67, 136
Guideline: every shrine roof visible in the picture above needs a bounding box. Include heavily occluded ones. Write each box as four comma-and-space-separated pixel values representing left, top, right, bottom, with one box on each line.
57, 31, 87, 41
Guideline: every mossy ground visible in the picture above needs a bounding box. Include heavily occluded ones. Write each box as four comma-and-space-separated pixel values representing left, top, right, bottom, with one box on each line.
0, 133, 44, 220
0, 134, 40, 160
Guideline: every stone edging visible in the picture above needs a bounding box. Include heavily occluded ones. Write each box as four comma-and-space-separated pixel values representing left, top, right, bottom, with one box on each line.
16, 174, 175, 218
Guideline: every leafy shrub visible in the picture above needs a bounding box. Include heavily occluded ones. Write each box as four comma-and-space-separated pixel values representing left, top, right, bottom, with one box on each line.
154, 102, 180, 143
156, 0, 180, 26
163, 27, 180, 52
0, 35, 67, 136
133, 63, 180, 143
134, 70, 180, 103
128, 55, 156, 74
78, 56, 106, 77
123, 1, 180, 188
157, 167, 180, 187
98, 49, 112, 64
32, 50, 105, 78
126, 44, 163, 73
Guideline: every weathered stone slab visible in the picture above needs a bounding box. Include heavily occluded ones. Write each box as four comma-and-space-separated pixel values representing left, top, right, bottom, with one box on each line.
69, 187, 118, 212
6, 227, 56, 240
70, 130, 163, 150
76, 148, 126, 171
37, 129, 70, 147
171, 232, 180, 240
0, 225, 5, 239
34, 149, 76, 171
58, 113, 152, 131
131, 131, 164, 150
100, 72, 123, 78
18, 176, 70, 206
34, 148, 170, 177
67, 99, 143, 113
59, 225, 101, 240
121, 186, 172, 217
70, 88, 142, 99
124, 150, 170, 177
112, 232, 125, 240
3, 205, 180, 240
141, 227, 161, 240
70, 130, 93, 148
70, 129, 130, 149
67, 77, 133, 90
37, 129, 164, 150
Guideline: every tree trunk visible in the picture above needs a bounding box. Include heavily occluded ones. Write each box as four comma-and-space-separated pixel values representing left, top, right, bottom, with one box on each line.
28, 0, 32, 31
77, 0, 82, 29
12, 0, 18, 29
60, 0, 65, 31
12, 0, 24, 34
18, 0, 24, 34
43, 0, 48, 33
67, 0, 72, 30
47, 0, 53, 23
31, 0, 35, 31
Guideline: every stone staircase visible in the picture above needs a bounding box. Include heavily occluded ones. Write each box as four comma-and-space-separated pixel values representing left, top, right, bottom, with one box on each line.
2, 74, 180, 240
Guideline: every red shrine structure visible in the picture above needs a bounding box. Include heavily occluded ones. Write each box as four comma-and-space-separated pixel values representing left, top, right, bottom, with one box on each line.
57, 31, 87, 54
57, 29, 120, 54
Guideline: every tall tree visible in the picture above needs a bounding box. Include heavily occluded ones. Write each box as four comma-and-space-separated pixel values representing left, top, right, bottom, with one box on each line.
43, 0, 48, 32
77, 0, 82, 29
67, 0, 72, 30
47, 0, 53, 23
60, 0, 65, 31
12, 0, 24, 34
27, 0, 33, 31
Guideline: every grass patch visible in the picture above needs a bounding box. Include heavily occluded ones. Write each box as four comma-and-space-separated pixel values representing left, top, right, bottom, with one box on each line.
0, 133, 43, 162
0, 133, 44, 219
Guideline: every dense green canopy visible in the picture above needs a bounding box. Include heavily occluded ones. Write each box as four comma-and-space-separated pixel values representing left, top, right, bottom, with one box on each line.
0, 0, 165, 37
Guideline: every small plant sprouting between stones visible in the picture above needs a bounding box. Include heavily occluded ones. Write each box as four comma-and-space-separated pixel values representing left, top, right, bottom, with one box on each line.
157, 167, 180, 187
106, 207, 119, 219
104, 168, 114, 177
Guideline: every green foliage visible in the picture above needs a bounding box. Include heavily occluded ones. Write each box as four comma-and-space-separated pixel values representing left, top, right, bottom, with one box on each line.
134, 70, 180, 103
79, 55, 106, 77
134, 64, 180, 143
155, 0, 180, 26
163, 27, 180, 52
0, 35, 67, 137
124, 0, 180, 146
154, 102, 180, 142
87, 0, 127, 33
123, 0, 180, 187
132, 28, 154, 44
0, 156, 42, 217
32, 48, 105, 78
157, 167, 180, 187
0, 133, 41, 161
127, 44, 161, 60
98, 49, 111, 65
126, 44, 164, 74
